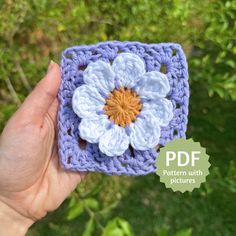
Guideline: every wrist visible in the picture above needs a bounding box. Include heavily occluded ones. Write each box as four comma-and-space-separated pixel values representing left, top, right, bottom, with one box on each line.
0, 200, 33, 236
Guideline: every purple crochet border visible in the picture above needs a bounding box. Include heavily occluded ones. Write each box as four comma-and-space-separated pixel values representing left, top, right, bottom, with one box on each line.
58, 41, 189, 176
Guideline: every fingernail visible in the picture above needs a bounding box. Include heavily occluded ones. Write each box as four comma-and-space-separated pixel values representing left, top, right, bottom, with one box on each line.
47, 60, 55, 72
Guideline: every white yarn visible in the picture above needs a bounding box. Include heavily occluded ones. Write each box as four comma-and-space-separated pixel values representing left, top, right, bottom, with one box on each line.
142, 98, 173, 127
72, 53, 173, 156
99, 125, 130, 156
130, 111, 161, 150
83, 60, 115, 94
135, 71, 170, 99
112, 53, 145, 88
72, 85, 105, 119
79, 115, 109, 143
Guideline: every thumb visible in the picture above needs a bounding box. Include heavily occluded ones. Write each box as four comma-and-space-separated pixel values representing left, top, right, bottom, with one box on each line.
18, 61, 61, 124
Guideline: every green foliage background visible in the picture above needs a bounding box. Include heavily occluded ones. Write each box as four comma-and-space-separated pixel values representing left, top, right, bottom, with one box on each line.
0, 0, 236, 235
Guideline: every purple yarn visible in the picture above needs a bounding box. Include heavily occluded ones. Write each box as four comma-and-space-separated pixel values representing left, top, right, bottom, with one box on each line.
96, 110, 104, 115
125, 125, 132, 136
58, 41, 189, 176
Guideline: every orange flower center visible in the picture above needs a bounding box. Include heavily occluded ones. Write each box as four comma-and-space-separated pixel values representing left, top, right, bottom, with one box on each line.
104, 87, 142, 127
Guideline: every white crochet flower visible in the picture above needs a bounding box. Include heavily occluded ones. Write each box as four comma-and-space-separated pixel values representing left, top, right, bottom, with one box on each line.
72, 53, 173, 157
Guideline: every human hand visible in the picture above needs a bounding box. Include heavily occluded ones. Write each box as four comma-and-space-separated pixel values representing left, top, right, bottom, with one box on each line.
0, 61, 85, 235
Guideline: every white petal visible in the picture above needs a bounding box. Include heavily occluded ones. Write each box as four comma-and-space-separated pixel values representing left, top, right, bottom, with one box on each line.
130, 112, 161, 150
72, 85, 105, 119
99, 125, 129, 156
83, 60, 115, 94
142, 98, 173, 127
112, 53, 145, 88
135, 71, 170, 99
79, 116, 110, 143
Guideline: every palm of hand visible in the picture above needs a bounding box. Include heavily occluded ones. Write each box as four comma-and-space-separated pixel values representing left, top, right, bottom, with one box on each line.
0, 63, 84, 222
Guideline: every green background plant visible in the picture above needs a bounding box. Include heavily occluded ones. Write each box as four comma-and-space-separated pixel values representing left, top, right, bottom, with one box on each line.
0, 0, 236, 235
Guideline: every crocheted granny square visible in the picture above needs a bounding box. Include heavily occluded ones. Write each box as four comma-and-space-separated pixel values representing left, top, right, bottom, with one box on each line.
58, 41, 189, 176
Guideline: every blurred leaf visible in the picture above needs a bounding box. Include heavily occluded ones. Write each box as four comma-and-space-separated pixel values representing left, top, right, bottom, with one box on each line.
175, 228, 192, 236
66, 201, 84, 221
102, 217, 133, 236
157, 227, 168, 236
84, 198, 99, 210
68, 194, 77, 208
98, 201, 119, 218
82, 218, 95, 236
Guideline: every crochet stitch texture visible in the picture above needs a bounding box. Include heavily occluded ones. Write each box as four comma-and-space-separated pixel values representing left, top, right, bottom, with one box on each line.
104, 87, 142, 127
58, 41, 189, 176
72, 52, 173, 156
